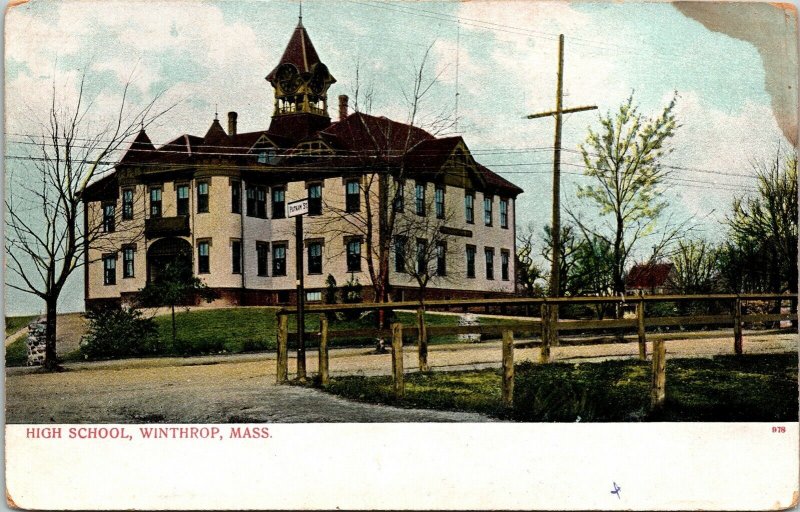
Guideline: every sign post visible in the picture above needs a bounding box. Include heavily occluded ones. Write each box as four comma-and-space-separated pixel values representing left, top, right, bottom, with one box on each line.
288, 198, 309, 381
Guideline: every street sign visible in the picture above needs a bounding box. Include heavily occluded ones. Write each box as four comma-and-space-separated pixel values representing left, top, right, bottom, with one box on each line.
287, 199, 309, 217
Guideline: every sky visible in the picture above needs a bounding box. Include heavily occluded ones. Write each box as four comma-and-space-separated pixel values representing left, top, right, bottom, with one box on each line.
3, 0, 798, 315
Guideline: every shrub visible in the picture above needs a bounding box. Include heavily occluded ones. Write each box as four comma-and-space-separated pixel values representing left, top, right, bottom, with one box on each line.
79, 307, 159, 360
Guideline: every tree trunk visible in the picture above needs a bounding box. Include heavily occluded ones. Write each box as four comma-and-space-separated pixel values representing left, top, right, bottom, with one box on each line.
171, 303, 177, 346
43, 296, 59, 371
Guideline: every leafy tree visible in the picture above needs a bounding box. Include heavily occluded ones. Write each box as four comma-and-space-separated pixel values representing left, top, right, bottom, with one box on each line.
137, 258, 217, 347
570, 93, 680, 311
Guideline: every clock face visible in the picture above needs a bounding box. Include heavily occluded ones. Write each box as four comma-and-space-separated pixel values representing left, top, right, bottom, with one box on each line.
309, 63, 329, 94
276, 63, 301, 94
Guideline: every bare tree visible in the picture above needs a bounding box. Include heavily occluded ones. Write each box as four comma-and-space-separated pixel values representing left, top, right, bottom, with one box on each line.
5, 71, 172, 370
515, 223, 545, 297
393, 198, 460, 370
313, 40, 456, 329
667, 239, 720, 295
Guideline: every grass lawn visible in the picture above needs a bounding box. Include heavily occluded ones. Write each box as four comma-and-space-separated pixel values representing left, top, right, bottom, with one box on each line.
5, 315, 37, 336
151, 307, 516, 356
5, 338, 28, 367
323, 353, 798, 422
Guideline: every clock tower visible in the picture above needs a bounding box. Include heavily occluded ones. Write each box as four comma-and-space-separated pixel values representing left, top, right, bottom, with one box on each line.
266, 16, 336, 128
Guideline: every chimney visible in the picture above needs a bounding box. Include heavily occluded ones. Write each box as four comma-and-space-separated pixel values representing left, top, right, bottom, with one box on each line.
227, 111, 238, 137
338, 95, 348, 121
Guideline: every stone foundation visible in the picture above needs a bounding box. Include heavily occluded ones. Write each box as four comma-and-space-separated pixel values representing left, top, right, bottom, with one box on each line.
26, 318, 47, 366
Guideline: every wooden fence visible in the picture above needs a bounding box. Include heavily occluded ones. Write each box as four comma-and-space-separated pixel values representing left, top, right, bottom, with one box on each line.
275, 293, 796, 411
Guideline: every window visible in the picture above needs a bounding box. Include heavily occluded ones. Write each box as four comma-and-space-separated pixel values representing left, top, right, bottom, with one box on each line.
102, 203, 115, 233
231, 240, 242, 274
416, 239, 428, 275
122, 189, 134, 220
256, 241, 269, 276
307, 241, 323, 274
415, 182, 426, 216
501, 250, 510, 281
231, 181, 241, 214
103, 255, 116, 285
393, 180, 405, 212
484, 195, 493, 226
150, 187, 162, 218
272, 243, 287, 276
436, 241, 447, 276
198, 241, 210, 274
485, 247, 495, 280
197, 182, 209, 213
465, 190, 474, 224
272, 186, 285, 218
346, 180, 360, 213
346, 238, 361, 272
500, 198, 509, 229
246, 185, 267, 218
435, 185, 445, 219
122, 246, 135, 278
306, 291, 322, 302
258, 150, 267, 164
176, 184, 189, 216
394, 236, 407, 273
466, 245, 476, 278
308, 183, 322, 216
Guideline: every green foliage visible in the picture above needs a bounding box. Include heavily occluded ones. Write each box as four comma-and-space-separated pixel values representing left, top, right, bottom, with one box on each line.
5, 315, 37, 336
574, 93, 679, 296
79, 307, 159, 360
324, 274, 338, 304
323, 353, 797, 422
138, 258, 218, 345
5, 338, 28, 367
722, 151, 798, 293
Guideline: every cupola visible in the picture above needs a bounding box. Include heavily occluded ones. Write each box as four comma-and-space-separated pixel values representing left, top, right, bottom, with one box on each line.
266, 16, 336, 119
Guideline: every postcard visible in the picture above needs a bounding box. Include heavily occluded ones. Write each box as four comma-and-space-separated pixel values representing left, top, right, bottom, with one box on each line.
4, 0, 798, 509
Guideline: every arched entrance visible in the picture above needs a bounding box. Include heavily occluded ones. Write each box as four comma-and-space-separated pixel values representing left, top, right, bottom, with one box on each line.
147, 237, 193, 283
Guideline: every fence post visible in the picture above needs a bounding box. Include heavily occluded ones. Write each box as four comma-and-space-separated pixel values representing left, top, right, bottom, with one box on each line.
417, 308, 429, 372
650, 339, 666, 411
539, 303, 551, 363
391, 323, 405, 399
733, 297, 743, 355
319, 314, 329, 386
637, 299, 647, 360
502, 329, 514, 408
550, 304, 560, 346
276, 313, 288, 384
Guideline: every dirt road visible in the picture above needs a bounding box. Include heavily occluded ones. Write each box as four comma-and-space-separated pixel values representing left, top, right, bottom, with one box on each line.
5, 332, 796, 423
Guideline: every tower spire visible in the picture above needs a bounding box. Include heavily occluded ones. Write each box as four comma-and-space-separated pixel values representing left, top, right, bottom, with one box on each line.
298, 0, 303, 26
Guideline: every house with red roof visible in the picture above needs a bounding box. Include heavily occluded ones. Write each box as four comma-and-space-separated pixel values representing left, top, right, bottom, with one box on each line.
82, 17, 523, 308
625, 262, 676, 295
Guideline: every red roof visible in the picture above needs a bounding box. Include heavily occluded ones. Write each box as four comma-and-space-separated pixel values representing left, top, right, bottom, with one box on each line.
626, 263, 674, 289
266, 20, 322, 81
118, 129, 155, 164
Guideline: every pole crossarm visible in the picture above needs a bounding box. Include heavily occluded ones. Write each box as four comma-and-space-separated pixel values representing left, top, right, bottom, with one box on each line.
524, 33, 597, 300
525, 105, 598, 119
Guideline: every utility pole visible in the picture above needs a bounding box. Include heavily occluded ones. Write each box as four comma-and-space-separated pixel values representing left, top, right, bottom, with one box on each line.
526, 34, 597, 298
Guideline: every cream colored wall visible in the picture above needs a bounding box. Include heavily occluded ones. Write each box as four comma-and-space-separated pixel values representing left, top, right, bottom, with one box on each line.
387, 182, 516, 294
86, 171, 516, 302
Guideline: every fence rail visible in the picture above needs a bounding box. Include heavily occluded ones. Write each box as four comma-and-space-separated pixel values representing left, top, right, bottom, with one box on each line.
275, 293, 797, 411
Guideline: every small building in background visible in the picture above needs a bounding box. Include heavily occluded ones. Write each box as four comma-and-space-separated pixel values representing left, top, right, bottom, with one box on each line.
625, 262, 675, 295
